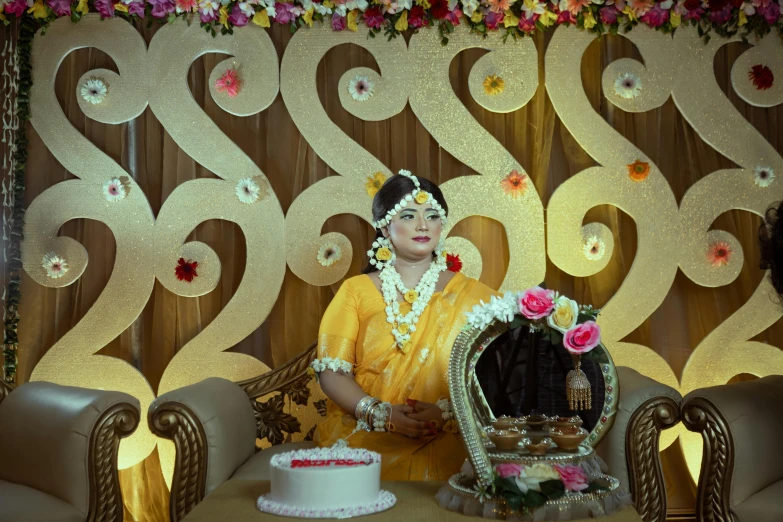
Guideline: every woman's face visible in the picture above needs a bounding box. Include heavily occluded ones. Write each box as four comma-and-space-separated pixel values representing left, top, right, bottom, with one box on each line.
384, 201, 443, 261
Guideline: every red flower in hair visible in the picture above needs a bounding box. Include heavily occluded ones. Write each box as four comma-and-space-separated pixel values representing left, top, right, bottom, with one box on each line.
175, 258, 199, 282
446, 253, 463, 273
749, 65, 774, 91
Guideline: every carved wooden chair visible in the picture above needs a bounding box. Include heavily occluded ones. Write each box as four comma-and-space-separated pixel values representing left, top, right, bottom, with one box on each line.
682, 376, 783, 522
150, 344, 680, 522
0, 379, 140, 522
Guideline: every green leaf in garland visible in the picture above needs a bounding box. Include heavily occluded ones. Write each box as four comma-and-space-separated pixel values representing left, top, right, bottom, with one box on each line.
539, 479, 565, 500
495, 477, 522, 496
503, 492, 524, 512
583, 478, 612, 494
524, 490, 547, 509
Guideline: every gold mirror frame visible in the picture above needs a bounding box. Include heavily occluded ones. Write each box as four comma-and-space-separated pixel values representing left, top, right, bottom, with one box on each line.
449, 318, 619, 487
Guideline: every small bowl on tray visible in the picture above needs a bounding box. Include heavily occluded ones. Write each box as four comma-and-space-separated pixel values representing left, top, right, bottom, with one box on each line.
491, 416, 522, 431
549, 415, 584, 430
550, 426, 589, 451
520, 414, 550, 431
525, 439, 552, 456
487, 429, 525, 451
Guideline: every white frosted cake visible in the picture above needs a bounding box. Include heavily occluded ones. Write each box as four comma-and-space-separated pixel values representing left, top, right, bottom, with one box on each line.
256, 446, 396, 518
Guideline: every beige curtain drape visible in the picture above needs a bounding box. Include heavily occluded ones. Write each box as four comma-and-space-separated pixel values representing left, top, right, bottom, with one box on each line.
12, 23, 783, 520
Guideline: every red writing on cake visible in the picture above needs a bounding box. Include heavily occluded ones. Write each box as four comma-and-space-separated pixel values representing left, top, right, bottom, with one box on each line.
290, 459, 370, 468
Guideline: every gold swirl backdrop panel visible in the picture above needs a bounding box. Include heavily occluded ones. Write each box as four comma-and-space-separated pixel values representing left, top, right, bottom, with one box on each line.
21, 14, 783, 493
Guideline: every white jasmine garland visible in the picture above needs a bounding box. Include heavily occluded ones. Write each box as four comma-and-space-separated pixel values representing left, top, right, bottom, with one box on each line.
465, 292, 520, 330
310, 357, 353, 374
436, 397, 454, 420
373, 170, 448, 229
367, 236, 395, 270
380, 253, 447, 351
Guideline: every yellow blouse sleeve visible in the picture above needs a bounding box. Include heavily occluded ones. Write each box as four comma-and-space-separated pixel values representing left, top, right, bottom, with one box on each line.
317, 278, 360, 366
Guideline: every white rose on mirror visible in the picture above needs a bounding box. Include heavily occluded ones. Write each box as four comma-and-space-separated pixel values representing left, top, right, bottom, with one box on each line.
547, 295, 579, 333
514, 464, 560, 494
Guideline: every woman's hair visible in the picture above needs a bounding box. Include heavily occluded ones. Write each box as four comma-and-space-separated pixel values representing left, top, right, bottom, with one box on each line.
362, 174, 448, 274
759, 201, 783, 297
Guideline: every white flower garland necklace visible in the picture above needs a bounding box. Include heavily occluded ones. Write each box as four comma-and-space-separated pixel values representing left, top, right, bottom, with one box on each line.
380, 254, 446, 353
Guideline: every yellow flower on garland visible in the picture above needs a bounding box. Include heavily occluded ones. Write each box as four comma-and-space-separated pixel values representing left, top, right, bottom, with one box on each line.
583, 9, 596, 29
366, 172, 387, 197
376, 247, 392, 261
670, 11, 681, 28
402, 341, 413, 354
398, 323, 410, 335
253, 10, 271, 27
483, 75, 505, 96
395, 10, 408, 31
471, 10, 483, 22
738, 10, 747, 26
27, 0, 49, 19
347, 9, 359, 31
0, 11, 5, 22
323, 0, 334, 7
219, 5, 230, 28
307, 367, 316, 379
416, 0, 431, 8
115, 2, 128, 12
76, 0, 89, 15
621, 6, 637, 21
303, 7, 314, 27
503, 9, 519, 27
443, 419, 459, 433
539, 8, 557, 27
404, 290, 418, 303
414, 191, 429, 204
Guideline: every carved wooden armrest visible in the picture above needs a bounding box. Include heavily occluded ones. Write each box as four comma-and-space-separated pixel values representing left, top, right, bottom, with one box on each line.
0, 379, 13, 405
625, 394, 681, 522
149, 399, 209, 522
237, 342, 317, 444
87, 402, 140, 522
682, 397, 734, 522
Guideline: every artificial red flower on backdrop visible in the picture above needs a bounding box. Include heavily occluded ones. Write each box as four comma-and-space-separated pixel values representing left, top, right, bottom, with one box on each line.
175, 258, 199, 282
749, 65, 774, 90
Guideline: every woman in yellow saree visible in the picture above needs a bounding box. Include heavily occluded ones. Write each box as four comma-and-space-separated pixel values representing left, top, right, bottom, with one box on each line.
312, 171, 498, 481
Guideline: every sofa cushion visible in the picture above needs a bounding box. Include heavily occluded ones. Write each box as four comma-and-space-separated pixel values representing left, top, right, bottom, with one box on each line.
732, 479, 783, 522
0, 479, 84, 522
230, 442, 316, 482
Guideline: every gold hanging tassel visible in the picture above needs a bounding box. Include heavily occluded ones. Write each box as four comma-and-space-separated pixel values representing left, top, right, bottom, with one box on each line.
566, 355, 592, 411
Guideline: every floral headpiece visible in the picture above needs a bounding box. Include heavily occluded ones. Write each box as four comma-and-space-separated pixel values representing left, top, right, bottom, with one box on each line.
373, 170, 448, 229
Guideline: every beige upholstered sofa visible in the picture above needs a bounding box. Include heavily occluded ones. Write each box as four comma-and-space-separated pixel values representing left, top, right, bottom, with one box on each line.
0, 379, 140, 522
150, 343, 681, 522
682, 376, 783, 522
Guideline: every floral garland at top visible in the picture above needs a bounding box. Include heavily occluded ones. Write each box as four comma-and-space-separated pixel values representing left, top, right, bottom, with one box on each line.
466, 286, 601, 353
3, 0, 782, 45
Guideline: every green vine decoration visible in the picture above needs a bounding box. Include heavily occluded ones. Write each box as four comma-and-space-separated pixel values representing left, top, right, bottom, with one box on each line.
3, 15, 31, 384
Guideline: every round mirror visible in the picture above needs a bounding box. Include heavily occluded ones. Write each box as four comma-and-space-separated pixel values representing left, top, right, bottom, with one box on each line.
473, 323, 616, 442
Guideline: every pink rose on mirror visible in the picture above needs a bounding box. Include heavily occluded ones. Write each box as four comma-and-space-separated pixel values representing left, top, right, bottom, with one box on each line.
563, 321, 601, 355
495, 463, 523, 479
518, 287, 555, 319
554, 464, 588, 492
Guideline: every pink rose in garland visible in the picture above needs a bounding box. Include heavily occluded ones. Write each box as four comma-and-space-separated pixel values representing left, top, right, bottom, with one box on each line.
444, 5, 462, 25
496, 463, 523, 478
408, 5, 427, 27
332, 13, 346, 30
94, 0, 115, 18
484, 11, 504, 29
518, 287, 555, 320
4, 0, 28, 17
46, 0, 71, 17
363, 7, 386, 28
148, 0, 176, 18
554, 465, 588, 492
229, 3, 249, 26
563, 321, 601, 355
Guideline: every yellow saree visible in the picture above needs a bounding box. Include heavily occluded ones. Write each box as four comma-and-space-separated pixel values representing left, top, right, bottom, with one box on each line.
314, 272, 498, 480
